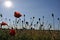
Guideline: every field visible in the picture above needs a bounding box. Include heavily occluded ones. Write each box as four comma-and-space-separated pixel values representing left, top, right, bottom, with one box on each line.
0, 29, 60, 40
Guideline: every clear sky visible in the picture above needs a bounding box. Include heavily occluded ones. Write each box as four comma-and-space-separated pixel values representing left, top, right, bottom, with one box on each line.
0, 0, 60, 30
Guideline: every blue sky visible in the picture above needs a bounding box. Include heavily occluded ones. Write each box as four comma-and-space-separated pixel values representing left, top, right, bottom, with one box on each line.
0, 0, 60, 30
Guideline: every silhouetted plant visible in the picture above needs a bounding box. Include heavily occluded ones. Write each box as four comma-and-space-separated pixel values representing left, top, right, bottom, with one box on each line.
34, 24, 36, 29
18, 18, 21, 29
29, 18, 32, 29
14, 11, 22, 29
24, 14, 26, 28
52, 13, 55, 30
25, 21, 29, 29
30, 17, 35, 29
39, 16, 44, 30
37, 21, 39, 24
13, 21, 15, 28
36, 21, 39, 29
22, 20, 23, 28
42, 16, 44, 30
33, 17, 35, 19
17, 20, 19, 24
38, 18, 41, 30
22, 20, 26, 30
9, 19, 11, 28
49, 24, 52, 30
0, 13, 2, 17
57, 18, 60, 30
40, 24, 43, 30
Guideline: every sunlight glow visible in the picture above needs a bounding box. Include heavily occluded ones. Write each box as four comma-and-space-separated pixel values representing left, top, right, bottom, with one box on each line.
4, 1, 13, 8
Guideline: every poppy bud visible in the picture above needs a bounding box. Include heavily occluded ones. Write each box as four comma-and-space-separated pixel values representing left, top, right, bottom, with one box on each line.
52, 13, 54, 17
33, 17, 35, 19
24, 14, 25, 17
26, 21, 28, 25
0, 14, 2, 17
39, 18, 40, 21
37, 21, 38, 24
57, 18, 59, 20
41, 24, 43, 27
43, 16, 44, 18
22, 21, 23, 23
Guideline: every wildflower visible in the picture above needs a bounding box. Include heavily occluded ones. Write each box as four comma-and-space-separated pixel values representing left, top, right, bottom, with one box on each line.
9, 27, 16, 36
1, 22, 7, 26
14, 11, 22, 18
14, 11, 22, 28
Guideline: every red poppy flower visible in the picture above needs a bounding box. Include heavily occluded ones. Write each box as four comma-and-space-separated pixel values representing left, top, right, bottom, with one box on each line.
9, 28, 16, 36
1, 22, 7, 25
14, 11, 22, 18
